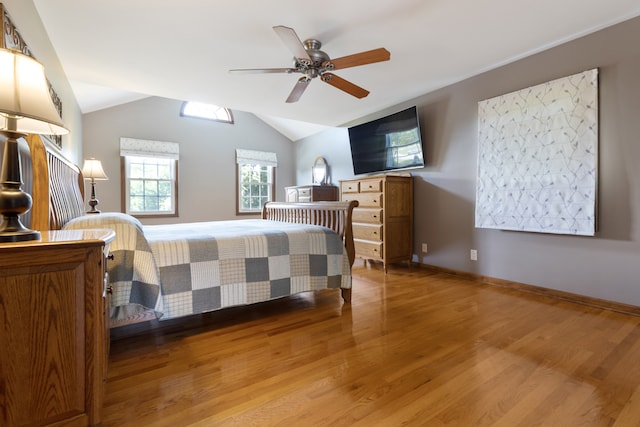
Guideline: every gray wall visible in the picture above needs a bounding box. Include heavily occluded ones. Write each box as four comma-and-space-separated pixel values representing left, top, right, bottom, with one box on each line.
12, 0, 639, 305
5, 0, 83, 163
296, 16, 640, 307
82, 97, 295, 224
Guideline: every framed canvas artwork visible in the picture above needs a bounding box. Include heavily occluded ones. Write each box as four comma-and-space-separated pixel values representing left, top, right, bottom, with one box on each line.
475, 69, 598, 236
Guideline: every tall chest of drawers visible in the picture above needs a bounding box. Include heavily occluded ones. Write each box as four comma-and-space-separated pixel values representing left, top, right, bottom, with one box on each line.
340, 175, 413, 272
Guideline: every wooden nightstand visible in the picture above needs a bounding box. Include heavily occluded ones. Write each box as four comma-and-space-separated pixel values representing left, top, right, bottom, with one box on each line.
0, 229, 115, 426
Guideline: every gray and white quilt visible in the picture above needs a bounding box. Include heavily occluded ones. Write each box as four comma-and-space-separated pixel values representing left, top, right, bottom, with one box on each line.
64, 213, 351, 321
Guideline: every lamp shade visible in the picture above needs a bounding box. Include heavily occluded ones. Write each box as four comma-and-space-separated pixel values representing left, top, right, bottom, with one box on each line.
0, 48, 68, 136
82, 158, 108, 180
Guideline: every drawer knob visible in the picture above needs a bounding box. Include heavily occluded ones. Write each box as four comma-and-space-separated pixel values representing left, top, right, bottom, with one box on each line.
107, 253, 115, 260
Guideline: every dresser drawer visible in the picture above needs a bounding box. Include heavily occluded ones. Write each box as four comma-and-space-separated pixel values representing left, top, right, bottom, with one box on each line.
355, 240, 383, 260
353, 223, 383, 242
341, 181, 360, 194
298, 187, 311, 197
352, 208, 383, 224
343, 192, 383, 208
359, 179, 383, 192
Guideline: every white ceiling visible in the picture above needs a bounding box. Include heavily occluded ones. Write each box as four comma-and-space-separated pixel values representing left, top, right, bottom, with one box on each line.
33, 0, 640, 141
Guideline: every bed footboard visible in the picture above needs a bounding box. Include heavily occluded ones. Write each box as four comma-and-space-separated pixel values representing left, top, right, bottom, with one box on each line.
262, 200, 358, 265
262, 200, 358, 302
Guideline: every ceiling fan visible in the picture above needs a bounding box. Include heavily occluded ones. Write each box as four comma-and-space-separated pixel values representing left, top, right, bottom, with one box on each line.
229, 25, 390, 103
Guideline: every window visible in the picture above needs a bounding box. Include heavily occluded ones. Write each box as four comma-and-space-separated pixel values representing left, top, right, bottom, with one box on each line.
236, 149, 277, 214
124, 156, 177, 215
120, 138, 179, 217
180, 101, 234, 123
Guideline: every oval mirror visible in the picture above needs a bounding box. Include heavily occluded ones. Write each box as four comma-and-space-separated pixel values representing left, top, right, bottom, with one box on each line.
312, 157, 328, 185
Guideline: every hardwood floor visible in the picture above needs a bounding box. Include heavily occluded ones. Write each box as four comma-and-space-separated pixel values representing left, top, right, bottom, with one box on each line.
104, 263, 640, 426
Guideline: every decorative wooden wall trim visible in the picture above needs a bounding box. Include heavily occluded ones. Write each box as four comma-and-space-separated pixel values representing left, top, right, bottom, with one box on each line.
416, 262, 640, 317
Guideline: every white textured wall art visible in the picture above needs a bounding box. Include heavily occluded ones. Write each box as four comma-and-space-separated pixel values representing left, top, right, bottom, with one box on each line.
475, 69, 598, 235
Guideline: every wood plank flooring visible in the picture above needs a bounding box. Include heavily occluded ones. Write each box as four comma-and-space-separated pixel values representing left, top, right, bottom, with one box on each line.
103, 263, 640, 426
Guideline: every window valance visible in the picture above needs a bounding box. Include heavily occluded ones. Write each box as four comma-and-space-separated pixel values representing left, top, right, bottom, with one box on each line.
120, 137, 180, 160
235, 149, 277, 167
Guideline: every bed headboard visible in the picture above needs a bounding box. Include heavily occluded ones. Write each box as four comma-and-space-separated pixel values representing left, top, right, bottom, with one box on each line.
24, 134, 85, 231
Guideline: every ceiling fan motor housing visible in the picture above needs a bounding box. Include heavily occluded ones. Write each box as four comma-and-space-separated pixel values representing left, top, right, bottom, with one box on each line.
294, 39, 331, 78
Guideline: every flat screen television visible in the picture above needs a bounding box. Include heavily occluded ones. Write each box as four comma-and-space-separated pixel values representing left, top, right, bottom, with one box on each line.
347, 106, 424, 175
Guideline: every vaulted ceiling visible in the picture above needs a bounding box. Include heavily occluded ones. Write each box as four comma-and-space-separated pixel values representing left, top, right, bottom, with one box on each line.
33, 0, 640, 140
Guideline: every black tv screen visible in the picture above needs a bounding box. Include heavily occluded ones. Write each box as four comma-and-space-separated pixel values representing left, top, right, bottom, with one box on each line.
347, 106, 424, 175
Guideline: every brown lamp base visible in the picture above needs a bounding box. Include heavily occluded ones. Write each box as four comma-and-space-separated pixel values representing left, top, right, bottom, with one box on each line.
0, 228, 40, 242
87, 193, 101, 214
0, 216, 40, 242
0, 129, 40, 243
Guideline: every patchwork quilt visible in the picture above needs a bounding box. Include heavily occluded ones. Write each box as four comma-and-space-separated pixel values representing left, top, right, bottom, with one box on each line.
63, 213, 163, 320
64, 213, 351, 321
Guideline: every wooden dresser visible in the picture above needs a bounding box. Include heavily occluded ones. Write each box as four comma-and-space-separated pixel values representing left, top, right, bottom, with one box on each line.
340, 175, 413, 272
285, 185, 338, 202
0, 229, 115, 427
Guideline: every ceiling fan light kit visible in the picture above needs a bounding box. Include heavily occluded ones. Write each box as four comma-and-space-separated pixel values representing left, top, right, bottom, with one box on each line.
229, 25, 390, 103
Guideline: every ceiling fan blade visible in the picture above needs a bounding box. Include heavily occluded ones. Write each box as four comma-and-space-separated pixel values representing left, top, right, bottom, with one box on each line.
273, 25, 311, 61
321, 73, 369, 99
325, 48, 390, 70
229, 68, 295, 74
286, 77, 311, 103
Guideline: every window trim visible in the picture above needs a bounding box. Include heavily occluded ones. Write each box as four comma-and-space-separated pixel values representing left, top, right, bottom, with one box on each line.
235, 162, 276, 215
120, 156, 179, 218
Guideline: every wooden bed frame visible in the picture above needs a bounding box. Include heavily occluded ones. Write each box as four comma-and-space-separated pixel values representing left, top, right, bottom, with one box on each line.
22, 135, 357, 325
24, 134, 85, 232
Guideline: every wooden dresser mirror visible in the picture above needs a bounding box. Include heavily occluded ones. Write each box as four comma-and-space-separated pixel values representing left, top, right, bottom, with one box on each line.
312, 156, 328, 185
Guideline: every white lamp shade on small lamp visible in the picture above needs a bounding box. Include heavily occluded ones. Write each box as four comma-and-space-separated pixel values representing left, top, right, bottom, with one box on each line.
0, 48, 69, 241
82, 158, 108, 180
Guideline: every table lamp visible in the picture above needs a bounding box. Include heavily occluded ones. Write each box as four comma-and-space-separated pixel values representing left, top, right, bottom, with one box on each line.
82, 158, 108, 214
0, 48, 69, 242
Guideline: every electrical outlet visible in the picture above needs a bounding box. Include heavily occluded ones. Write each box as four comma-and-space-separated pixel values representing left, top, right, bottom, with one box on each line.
470, 249, 478, 261
421, 243, 428, 253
